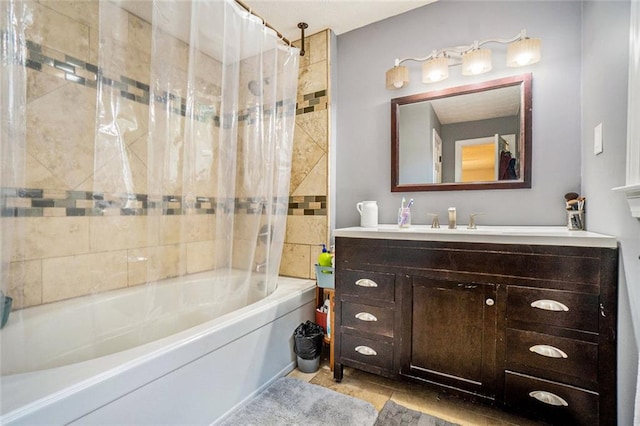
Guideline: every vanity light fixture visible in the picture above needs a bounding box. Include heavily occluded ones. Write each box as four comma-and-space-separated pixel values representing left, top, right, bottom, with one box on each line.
421, 54, 449, 83
385, 29, 540, 89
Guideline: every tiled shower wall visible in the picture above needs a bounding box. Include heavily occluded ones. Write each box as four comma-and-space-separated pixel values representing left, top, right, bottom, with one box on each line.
1, 1, 325, 309
281, 30, 331, 279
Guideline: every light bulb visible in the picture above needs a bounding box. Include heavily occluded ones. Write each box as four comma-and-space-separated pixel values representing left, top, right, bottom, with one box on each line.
393, 81, 404, 88
461, 49, 492, 76
507, 38, 541, 67
516, 53, 532, 66
429, 71, 443, 81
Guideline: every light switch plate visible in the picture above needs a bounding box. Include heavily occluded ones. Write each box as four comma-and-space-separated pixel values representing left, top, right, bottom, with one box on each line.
594, 122, 603, 155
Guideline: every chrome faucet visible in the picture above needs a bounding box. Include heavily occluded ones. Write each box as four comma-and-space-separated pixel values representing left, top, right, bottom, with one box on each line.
467, 213, 484, 229
255, 261, 268, 272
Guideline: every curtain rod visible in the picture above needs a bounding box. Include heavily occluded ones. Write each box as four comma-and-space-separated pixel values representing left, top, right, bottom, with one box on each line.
234, 0, 292, 46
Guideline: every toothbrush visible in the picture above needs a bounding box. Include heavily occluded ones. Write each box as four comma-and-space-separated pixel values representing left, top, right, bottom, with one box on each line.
401, 197, 406, 209
406, 199, 414, 209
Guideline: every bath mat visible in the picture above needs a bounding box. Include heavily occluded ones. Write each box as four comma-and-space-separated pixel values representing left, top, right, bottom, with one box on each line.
218, 376, 378, 426
374, 400, 460, 426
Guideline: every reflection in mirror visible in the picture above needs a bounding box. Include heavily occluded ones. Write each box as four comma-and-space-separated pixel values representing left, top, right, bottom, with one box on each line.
391, 74, 532, 192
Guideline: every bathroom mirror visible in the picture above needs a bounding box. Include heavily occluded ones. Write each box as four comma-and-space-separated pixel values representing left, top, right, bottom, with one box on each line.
391, 73, 532, 192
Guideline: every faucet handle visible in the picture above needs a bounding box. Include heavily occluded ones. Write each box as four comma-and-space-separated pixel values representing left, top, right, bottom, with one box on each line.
427, 213, 440, 229
467, 213, 484, 229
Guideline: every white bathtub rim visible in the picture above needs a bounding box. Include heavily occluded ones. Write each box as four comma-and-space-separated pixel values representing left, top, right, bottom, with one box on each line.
0, 277, 315, 424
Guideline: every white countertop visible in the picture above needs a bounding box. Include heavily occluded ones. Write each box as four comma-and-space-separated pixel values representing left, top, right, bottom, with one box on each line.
333, 225, 617, 248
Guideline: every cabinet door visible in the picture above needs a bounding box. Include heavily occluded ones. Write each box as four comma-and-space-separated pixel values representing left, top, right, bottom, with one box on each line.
405, 277, 497, 397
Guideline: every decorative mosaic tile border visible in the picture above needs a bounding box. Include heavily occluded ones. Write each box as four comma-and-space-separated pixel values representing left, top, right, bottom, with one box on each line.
9, 40, 328, 218
288, 195, 327, 215
0, 188, 326, 217
23, 38, 314, 119
296, 90, 327, 115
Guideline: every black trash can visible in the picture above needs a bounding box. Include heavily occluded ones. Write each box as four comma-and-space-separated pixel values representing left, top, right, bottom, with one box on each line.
293, 320, 324, 373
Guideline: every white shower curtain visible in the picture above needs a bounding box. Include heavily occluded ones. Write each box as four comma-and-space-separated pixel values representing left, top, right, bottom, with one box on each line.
0, 0, 298, 373
94, 0, 299, 309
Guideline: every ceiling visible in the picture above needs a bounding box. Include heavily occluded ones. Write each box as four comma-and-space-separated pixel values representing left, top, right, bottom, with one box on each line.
241, 0, 436, 42
430, 85, 522, 124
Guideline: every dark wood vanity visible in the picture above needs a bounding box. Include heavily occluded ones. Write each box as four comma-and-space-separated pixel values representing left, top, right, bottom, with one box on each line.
333, 228, 617, 425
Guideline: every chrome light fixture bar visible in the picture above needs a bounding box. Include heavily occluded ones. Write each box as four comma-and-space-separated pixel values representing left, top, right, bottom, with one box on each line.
386, 29, 541, 89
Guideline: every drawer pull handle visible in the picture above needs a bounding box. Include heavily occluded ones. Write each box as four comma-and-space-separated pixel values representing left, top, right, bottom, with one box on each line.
529, 390, 569, 407
355, 279, 378, 288
355, 312, 378, 322
355, 345, 377, 356
530, 299, 569, 312
529, 345, 568, 359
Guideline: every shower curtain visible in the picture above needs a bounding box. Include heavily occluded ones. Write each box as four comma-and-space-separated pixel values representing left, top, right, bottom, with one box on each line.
0, 0, 299, 372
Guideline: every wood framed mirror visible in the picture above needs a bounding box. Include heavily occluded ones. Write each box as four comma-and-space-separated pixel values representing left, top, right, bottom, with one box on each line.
391, 73, 532, 192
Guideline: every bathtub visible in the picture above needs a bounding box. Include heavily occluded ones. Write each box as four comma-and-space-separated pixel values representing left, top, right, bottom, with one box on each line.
0, 270, 316, 425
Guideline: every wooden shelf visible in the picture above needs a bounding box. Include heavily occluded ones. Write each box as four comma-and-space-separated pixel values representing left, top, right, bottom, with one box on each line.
316, 287, 335, 371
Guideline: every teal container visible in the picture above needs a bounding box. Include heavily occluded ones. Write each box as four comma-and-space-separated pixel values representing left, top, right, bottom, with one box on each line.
1, 292, 12, 329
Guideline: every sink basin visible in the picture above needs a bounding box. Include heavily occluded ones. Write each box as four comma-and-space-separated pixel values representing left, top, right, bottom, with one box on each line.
334, 225, 616, 248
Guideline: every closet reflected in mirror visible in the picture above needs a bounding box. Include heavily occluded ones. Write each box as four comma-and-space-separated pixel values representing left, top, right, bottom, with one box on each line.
391, 74, 532, 192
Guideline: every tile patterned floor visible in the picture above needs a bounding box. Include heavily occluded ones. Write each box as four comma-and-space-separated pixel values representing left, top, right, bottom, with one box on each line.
288, 361, 548, 426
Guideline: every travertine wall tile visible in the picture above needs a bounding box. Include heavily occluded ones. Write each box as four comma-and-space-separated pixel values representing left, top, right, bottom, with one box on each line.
292, 153, 327, 197
127, 244, 186, 286
37, 0, 99, 29
290, 128, 325, 194
296, 109, 328, 152
285, 215, 327, 246
186, 240, 215, 273
42, 250, 128, 303
298, 61, 327, 96
309, 31, 328, 65
128, 13, 152, 56
26, 1, 90, 61
24, 153, 68, 190
25, 217, 90, 260
26, 69, 67, 103
279, 243, 311, 278
90, 216, 154, 252
7, 260, 42, 309
78, 146, 148, 194
26, 84, 97, 190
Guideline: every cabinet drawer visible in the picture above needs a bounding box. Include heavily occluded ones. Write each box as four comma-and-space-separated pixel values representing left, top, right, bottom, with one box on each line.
507, 287, 599, 332
506, 329, 598, 387
505, 371, 598, 426
341, 302, 394, 337
340, 333, 393, 371
338, 269, 395, 301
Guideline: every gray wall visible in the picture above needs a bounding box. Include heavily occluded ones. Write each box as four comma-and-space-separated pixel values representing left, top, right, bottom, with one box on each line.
335, 0, 639, 423
336, 0, 582, 227
581, 2, 639, 425
399, 102, 439, 184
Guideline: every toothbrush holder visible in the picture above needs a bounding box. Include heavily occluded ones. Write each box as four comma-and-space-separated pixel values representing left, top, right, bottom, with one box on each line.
398, 207, 411, 228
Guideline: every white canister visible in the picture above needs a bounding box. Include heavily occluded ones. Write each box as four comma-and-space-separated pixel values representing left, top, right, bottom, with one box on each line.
356, 201, 378, 227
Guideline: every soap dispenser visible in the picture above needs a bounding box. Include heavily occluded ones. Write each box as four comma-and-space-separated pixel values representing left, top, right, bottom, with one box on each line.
318, 244, 332, 267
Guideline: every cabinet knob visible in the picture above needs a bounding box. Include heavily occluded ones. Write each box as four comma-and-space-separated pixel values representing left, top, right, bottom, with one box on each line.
485, 298, 495, 306
530, 299, 569, 312
355, 278, 378, 288
354, 345, 377, 356
528, 390, 569, 407
529, 344, 568, 359
355, 312, 378, 322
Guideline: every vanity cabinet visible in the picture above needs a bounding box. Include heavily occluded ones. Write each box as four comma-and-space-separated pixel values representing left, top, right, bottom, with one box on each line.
406, 277, 498, 397
333, 233, 617, 426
